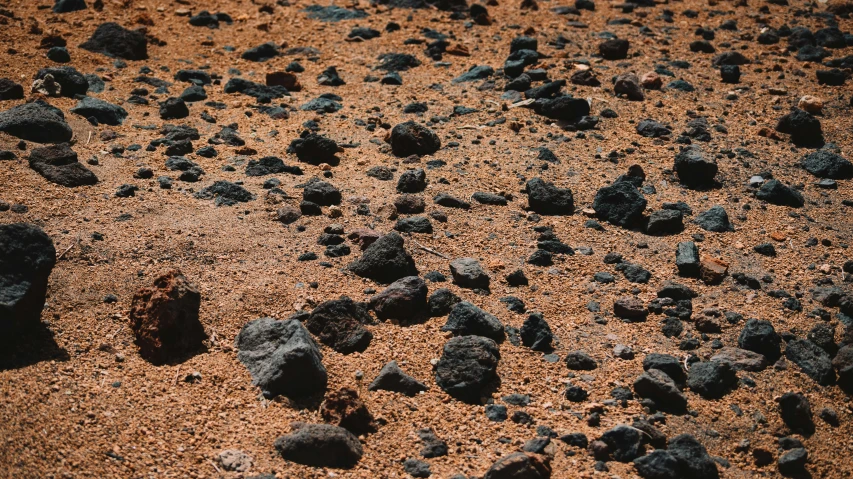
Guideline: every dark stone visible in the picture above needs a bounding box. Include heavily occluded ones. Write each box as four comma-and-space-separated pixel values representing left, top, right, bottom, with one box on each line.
776, 109, 822, 146
35, 66, 89, 98
636, 119, 671, 138
433, 193, 470, 209
599, 425, 644, 462
428, 288, 460, 316
246, 156, 302, 177
0, 224, 56, 329
450, 257, 490, 289
395, 216, 433, 234
756, 180, 804, 208
785, 338, 834, 385
593, 181, 647, 227
305, 297, 372, 354
565, 351, 597, 370
801, 150, 853, 179
53, 0, 87, 13
417, 428, 448, 458
676, 241, 700, 276
452, 65, 494, 83
633, 369, 688, 413
303, 179, 341, 206
674, 146, 717, 187
634, 450, 680, 479
738, 319, 781, 361
70, 96, 127, 125
473, 192, 508, 206
483, 452, 551, 479
194, 181, 253, 206
778, 392, 814, 435
667, 434, 719, 479
274, 423, 362, 468
614, 72, 644, 101
28, 143, 98, 187
442, 301, 504, 341
369, 360, 428, 396
225, 78, 288, 102
694, 206, 733, 232
242, 42, 280, 62
643, 353, 686, 385
79, 22, 148, 60
159, 97, 189, 120
390, 121, 440, 157
397, 168, 427, 193
599, 39, 629, 59
348, 232, 418, 284
0, 100, 73, 143
613, 296, 647, 321
687, 361, 737, 399
0, 78, 24, 100
533, 96, 590, 121
520, 312, 553, 351
778, 448, 808, 476
369, 276, 428, 321
525, 178, 574, 215
434, 335, 500, 403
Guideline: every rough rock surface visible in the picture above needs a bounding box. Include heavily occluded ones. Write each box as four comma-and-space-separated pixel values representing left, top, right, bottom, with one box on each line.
0, 224, 56, 329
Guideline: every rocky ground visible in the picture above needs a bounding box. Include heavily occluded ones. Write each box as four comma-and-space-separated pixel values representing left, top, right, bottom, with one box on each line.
2, 0, 853, 478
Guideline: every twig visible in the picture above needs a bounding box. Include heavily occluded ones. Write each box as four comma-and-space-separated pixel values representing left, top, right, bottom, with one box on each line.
86, 131, 92, 145
57, 236, 80, 260
173, 366, 181, 386
191, 431, 209, 451
209, 460, 221, 473
412, 239, 449, 259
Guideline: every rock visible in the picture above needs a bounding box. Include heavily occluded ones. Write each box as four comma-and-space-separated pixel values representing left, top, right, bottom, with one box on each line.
395, 194, 425, 214
348, 232, 418, 284
434, 335, 500, 403
643, 353, 686, 386
720, 65, 740, 83
797, 95, 823, 114
778, 448, 808, 476
533, 96, 590, 121
593, 181, 647, 227
694, 206, 733, 232
0, 224, 56, 329
236, 317, 327, 398
34, 66, 88, 97
674, 146, 717, 187
756, 180, 804, 208
288, 133, 339, 165
403, 458, 431, 478
646, 209, 683, 235
599, 38, 629, 59
634, 450, 680, 479
395, 216, 433, 234
70, 96, 127, 125
369, 276, 428, 321
667, 434, 719, 479
483, 452, 551, 479
636, 119, 671, 138
801, 150, 853, 179
699, 257, 728, 285
565, 351, 597, 370
442, 301, 505, 341
79, 22, 148, 60
129, 270, 207, 364
303, 179, 341, 206
225, 78, 288, 102
832, 345, 853, 392
242, 42, 280, 62
600, 425, 644, 462
614, 72, 644, 101
711, 347, 769, 372
687, 361, 737, 398
390, 121, 441, 157
194, 181, 253, 206
525, 178, 574, 215
246, 156, 301, 177
305, 297, 373, 354
0, 100, 73, 143
433, 193, 470, 209
369, 360, 428, 396
449, 257, 490, 289
28, 143, 98, 187
274, 423, 362, 468
320, 387, 375, 434
452, 65, 494, 83
397, 168, 427, 193
427, 288, 460, 316
0, 78, 25, 100
641, 71, 662, 89
159, 97, 189, 120
778, 392, 815, 435
417, 428, 448, 458
520, 312, 553, 351
776, 108, 823, 146
217, 449, 252, 472
633, 368, 688, 413
738, 319, 782, 362
676, 241, 700, 277
614, 296, 647, 321
785, 339, 834, 385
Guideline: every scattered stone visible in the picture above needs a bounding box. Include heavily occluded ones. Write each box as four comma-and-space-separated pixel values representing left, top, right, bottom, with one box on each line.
674, 146, 717, 187
687, 361, 737, 399
778, 392, 815, 435
305, 297, 373, 354
369, 360, 428, 396
442, 301, 504, 341
434, 335, 500, 403
0, 224, 56, 329
525, 178, 574, 215
274, 423, 362, 468
0, 100, 73, 143
348, 232, 418, 284
320, 387, 375, 434
694, 206, 733, 232
70, 96, 127, 125
483, 452, 551, 479
80, 22, 148, 60
28, 143, 98, 187
449, 257, 490, 289
369, 276, 428, 321
390, 121, 440, 157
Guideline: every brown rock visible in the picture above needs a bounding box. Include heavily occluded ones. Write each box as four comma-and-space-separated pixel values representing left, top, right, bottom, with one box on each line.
276, 205, 302, 224
641, 71, 662, 90
798, 95, 823, 114
129, 270, 207, 364
484, 452, 551, 479
348, 228, 381, 250
266, 71, 301, 91
700, 257, 728, 284
320, 387, 375, 435
446, 44, 471, 56
613, 296, 648, 321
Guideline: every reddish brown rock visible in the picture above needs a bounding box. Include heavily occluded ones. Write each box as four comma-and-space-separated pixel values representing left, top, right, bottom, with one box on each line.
265, 71, 301, 91
129, 270, 206, 364
320, 387, 375, 435
700, 257, 729, 284
484, 452, 551, 479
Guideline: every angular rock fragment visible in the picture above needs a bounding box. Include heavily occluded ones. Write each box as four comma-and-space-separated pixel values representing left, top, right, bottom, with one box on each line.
80, 22, 148, 60
304, 297, 372, 354
390, 121, 440, 157
0, 100, 73, 143
369, 276, 428, 321
0, 224, 56, 329
368, 360, 428, 396
441, 301, 505, 341
525, 178, 574, 215
434, 335, 500, 403
28, 144, 98, 187
320, 387, 375, 434
274, 423, 362, 468
348, 232, 418, 284
449, 257, 490, 289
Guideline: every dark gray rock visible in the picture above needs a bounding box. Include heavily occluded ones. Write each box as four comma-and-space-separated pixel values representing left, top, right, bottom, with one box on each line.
643, 353, 686, 386
674, 146, 717, 187
434, 335, 500, 403
79, 22, 148, 60
274, 423, 362, 468
242, 42, 280, 62
738, 319, 781, 362
634, 450, 680, 479
756, 180, 804, 208
483, 452, 550, 479
633, 368, 688, 413
667, 434, 719, 479
0, 100, 73, 143
687, 361, 737, 398
390, 121, 440, 157
0, 78, 24, 100
801, 150, 853, 179
565, 351, 597, 370
646, 209, 683, 235
303, 179, 341, 206
593, 181, 647, 227
778, 392, 815, 435
785, 338, 834, 385
305, 297, 372, 354
520, 312, 553, 351
442, 301, 505, 341
235, 317, 327, 398
397, 168, 427, 193
427, 288, 460, 317
35, 66, 89, 97
694, 206, 733, 232
600, 425, 644, 462
0, 224, 56, 329
449, 257, 490, 289
368, 360, 428, 396
369, 276, 428, 321
348, 232, 418, 284
53, 0, 86, 13
452, 65, 494, 83
28, 143, 98, 187
194, 181, 253, 206
778, 448, 808, 476
288, 134, 339, 165
525, 178, 574, 215
70, 96, 127, 125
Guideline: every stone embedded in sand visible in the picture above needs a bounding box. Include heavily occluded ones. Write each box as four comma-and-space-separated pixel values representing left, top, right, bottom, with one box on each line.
369, 276, 428, 321
801, 150, 853, 179
599, 425, 644, 462
236, 317, 327, 398
699, 257, 728, 284
320, 387, 375, 435
785, 338, 835, 385
633, 368, 687, 413
0, 100, 73, 144
288, 133, 339, 165
434, 335, 500, 403
525, 178, 574, 215
159, 97, 189, 120
483, 452, 551, 479
70, 96, 128, 125
390, 121, 441, 157
53, 0, 87, 13
442, 301, 505, 341
614, 72, 644, 100
520, 312, 553, 351
274, 423, 363, 469
217, 449, 252, 472
304, 297, 372, 354
0, 78, 24, 100
599, 38, 629, 59
694, 205, 733, 232
129, 270, 207, 364
613, 296, 647, 321
776, 108, 823, 146
687, 361, 737, 399
711, 347, 769, 372
80, 22, 148, 60
449, 257, 490, 290
778, 392, 815, 435
593, 181, 647, 227
0, 224, 56, 329
755, 179, 804, 208
674, 146, 717, 187
302, 179, 341, 206
368, 360, 428, 396
28, 143, 98, 187
348, 232, 418, 284
35, 66, 89, 98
